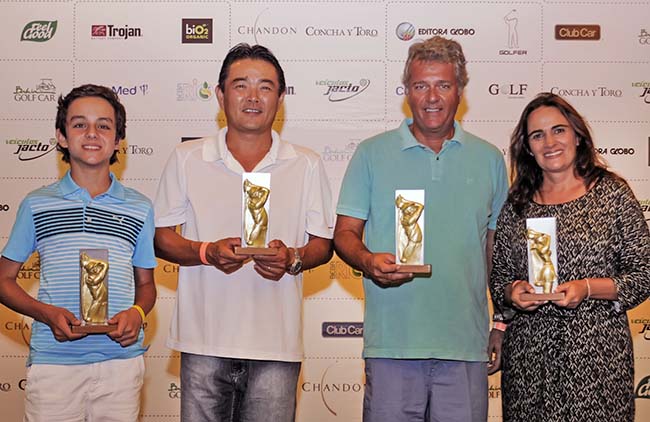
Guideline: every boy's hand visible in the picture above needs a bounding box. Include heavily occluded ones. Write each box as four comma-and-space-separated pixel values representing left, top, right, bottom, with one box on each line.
42, 304, 86, 342
107, 307, 143, 347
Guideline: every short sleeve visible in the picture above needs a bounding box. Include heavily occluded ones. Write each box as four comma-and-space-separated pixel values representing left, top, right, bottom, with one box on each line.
305, 157, 335, 240
489, 153, 509, 230
336, 142, 371, 221
154, 147, 188, 228
132, 206, 157, 269
1, 197, 37, 263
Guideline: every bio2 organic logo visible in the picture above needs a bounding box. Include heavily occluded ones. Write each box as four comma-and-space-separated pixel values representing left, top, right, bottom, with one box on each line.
21, 21, 57, 42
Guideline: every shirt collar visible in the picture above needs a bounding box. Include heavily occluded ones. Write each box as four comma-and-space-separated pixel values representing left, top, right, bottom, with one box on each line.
399, 119, 465, 151
60, 171, 125, 200
203, 127, 297, 172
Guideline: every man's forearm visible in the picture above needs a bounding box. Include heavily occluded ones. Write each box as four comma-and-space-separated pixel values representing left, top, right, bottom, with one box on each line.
299, 236, 333, 271
154, 226, 202, 266
333, 230, 372, 274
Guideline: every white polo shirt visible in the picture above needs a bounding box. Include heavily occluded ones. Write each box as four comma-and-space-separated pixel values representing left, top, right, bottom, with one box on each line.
154, 127, 334, 361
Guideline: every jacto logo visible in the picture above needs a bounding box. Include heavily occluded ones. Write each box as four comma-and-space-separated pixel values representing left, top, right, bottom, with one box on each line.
635, 375, 650, 399
182, 18, 213, 44
316, 78, 370, 102
21, 20, 57, 42
555, 24, 600, 41
396, 22, 415, 41
5, 137, 57, 161
633, 81, 650, 104
632, 317, 650, 339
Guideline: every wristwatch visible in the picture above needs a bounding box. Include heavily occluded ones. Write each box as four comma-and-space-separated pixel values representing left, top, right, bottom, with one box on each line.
287, 248, 303, 275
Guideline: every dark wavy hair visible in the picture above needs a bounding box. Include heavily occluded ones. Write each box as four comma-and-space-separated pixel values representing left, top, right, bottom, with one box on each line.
218, 43, 286, 96
508, 92, 609, 214
55, 84, 125, 164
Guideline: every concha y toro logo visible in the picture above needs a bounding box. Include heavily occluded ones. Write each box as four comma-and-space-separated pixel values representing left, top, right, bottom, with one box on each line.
21, 20, 57, 42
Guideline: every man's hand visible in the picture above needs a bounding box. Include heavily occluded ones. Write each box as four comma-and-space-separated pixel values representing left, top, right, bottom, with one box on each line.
107, 307, 143, 347
204, 238, 248, 274
252, 239, 293, 281
362, 253, 413, 286
41, 304, 86, 342
487, 328, 504, 375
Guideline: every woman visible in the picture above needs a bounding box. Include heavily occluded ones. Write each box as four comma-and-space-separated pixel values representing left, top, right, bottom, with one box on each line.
489, 92, 650, 421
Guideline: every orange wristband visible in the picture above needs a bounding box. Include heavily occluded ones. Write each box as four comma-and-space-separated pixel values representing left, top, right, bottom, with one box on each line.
199, 242, 210, 265
493, 322, 508, 332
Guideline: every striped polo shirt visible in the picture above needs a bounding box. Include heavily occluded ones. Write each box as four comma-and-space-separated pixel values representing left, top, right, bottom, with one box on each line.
1, 171, 156, 365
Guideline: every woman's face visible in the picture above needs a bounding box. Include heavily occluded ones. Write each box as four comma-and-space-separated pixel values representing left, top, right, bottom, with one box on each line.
526, 106, 579, 179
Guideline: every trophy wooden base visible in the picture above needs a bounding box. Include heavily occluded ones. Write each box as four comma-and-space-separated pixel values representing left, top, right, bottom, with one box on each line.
71, 324, 118, 334
234, 247, 278, 256
520, 292, 565, 301
397, 264, 432, 274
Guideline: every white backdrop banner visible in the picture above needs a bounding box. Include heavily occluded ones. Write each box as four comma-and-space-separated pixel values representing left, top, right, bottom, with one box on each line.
1, 1, 649, 421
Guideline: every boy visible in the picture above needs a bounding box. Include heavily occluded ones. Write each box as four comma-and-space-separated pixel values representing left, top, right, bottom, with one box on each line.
0, 84, 156, 421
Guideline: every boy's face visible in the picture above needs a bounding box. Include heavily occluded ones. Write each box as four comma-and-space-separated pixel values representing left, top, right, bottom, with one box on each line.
56, 96, 120, 169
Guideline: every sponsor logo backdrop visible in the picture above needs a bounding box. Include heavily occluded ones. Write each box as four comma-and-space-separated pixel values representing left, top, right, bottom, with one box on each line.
0, 1, 648, 421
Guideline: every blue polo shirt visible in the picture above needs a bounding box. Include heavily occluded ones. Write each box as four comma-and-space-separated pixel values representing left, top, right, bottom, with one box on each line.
337, 119, 508, 361
1, 171, 156, 365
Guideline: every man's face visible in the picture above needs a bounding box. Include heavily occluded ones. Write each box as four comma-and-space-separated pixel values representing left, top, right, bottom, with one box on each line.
217, 58, 284, 136
405, 60, 460, 142
56, 96, 119, 169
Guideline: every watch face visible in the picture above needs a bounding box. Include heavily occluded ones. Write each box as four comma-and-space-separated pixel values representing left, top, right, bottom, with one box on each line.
288, 254, 303, 275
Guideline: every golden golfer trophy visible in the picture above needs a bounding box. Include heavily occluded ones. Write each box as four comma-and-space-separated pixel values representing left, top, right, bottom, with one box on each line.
72, 249, 117, 334
395, 190, 431, 274
234, 173, 277, 255
522, 217, 564, 301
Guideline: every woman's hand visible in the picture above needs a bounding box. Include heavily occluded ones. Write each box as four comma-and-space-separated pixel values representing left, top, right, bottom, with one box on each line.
507, 280, 546, 311
553, 279, 590, 308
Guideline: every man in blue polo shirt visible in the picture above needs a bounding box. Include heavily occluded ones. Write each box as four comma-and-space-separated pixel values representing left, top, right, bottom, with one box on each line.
334, 36, 508, 421
0, 84, 156, 421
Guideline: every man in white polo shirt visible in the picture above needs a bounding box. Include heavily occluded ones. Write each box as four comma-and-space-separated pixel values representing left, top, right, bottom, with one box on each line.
154, 43, 334, 422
